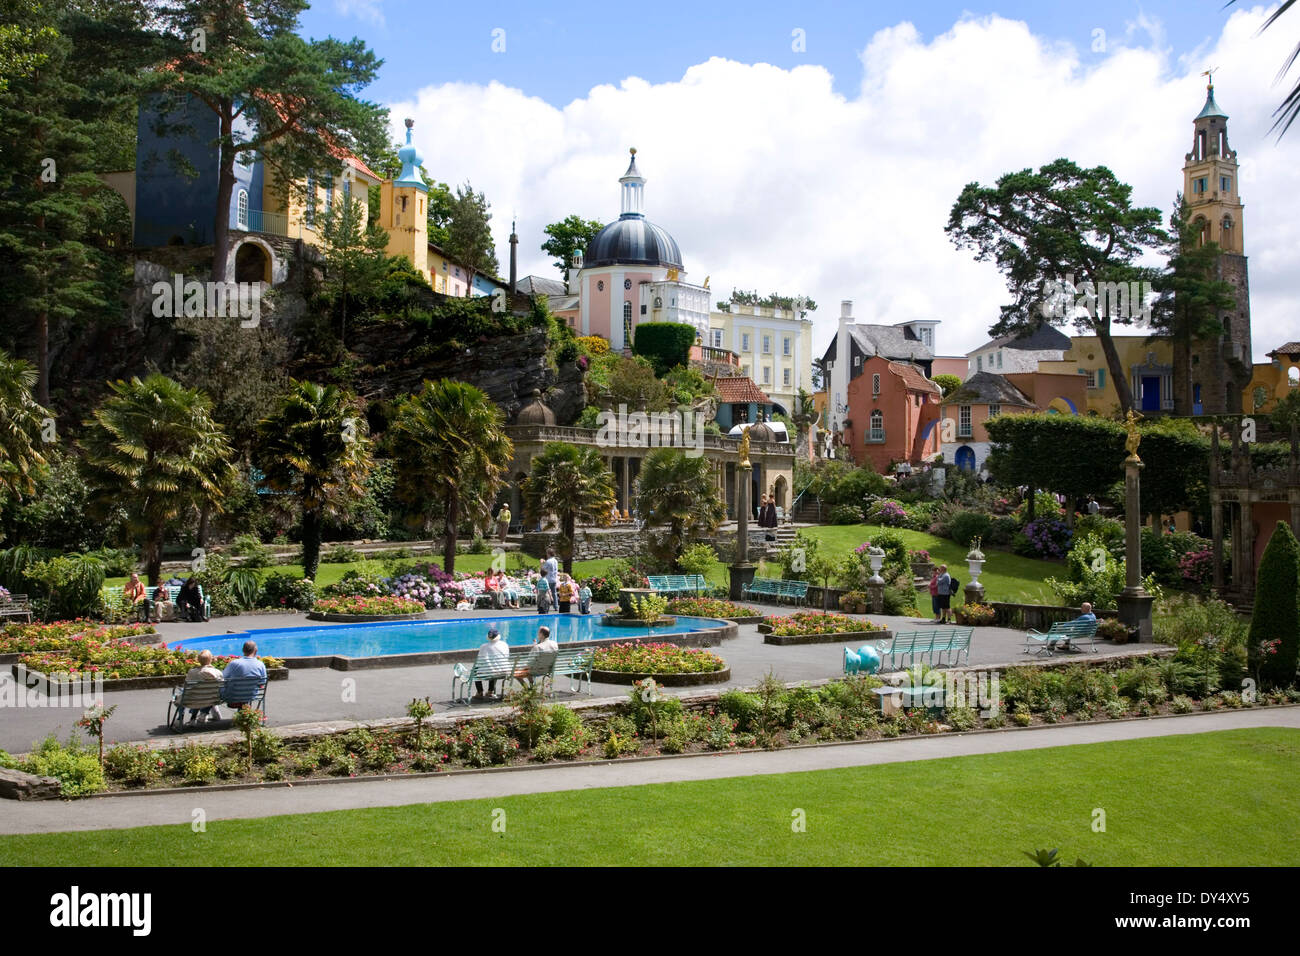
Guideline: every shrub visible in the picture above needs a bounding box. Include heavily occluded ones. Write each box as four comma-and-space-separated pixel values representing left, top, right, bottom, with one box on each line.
457, 721, 517, 767
251, 729, 284, 764
1171, 694, 1195, 714
223, 566, 264, 610
676, 543, 717, 579
103, 744, 164, 787
1247, 522, 1300, 688
22, 735, 106, 795
592, 642, 725, 674
230, 533, 276, 569
717, 691, 761, 731
828, 504, 864, 525
948, 511, 993, 550
180, 744, 219, 784
261, 573, 316, 611
632, 321, 696, 375
665, 597, 759, 618
312, 595, 425, 616
946, 705, 978, 730
323, 544, 362, 563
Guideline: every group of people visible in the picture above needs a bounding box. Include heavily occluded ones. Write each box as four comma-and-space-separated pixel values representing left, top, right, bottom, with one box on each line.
927, 565, 961, 624
180, 640, 268, 725
533, 547, 592, 614
756, 493, 780, 528
124, 573, 205, 624
471, 624, 559, 701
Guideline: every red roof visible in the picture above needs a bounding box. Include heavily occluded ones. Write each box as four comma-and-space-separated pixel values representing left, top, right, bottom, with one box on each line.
712, 375, 771, 404
887, 361, 940, 393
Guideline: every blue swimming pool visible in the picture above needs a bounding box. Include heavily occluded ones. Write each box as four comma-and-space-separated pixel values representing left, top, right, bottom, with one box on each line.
171, 614, 728, 660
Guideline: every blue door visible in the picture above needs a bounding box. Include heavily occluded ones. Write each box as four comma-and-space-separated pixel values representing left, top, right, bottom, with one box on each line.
955, 446, 976, 472
1141, 376, 1161, 411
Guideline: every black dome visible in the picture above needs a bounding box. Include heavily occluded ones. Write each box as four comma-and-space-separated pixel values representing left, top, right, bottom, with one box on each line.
584, 214, 683, 270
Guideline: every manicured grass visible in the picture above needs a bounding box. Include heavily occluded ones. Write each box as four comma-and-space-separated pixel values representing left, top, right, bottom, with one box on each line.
3, 729, 1295, 866
761, 523, 1061, 605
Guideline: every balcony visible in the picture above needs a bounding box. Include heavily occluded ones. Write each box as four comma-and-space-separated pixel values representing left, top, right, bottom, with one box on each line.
241, 209, 289, 237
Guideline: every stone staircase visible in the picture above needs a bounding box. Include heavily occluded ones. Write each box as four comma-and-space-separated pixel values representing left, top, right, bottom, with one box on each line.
790, 494, 825, 524
762, 526, 799, 560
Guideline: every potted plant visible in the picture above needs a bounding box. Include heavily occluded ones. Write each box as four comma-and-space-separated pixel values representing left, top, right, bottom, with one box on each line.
866, 545, 886, 584
839, 590, 869, 615
966, 536, 986, 586
1096, 618, 1130, 644
908, 549, 933, 579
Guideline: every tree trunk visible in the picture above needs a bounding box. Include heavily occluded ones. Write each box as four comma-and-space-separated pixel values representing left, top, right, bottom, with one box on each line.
301, 510, 322, 582
561, 512, 575, 576
443, 496, 459, 573
197, 503, 210, 549
1065, 495, 1077, 529
211, 101, 236, 284
146, 525, 165, 586
1096, 321, 1134, 414
36, 309, 49, 407
1027, 487, 1036, 523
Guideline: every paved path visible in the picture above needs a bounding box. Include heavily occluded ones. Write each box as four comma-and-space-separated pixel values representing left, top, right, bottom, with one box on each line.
3, 709, 1295, 835
0, 605, 1162, 752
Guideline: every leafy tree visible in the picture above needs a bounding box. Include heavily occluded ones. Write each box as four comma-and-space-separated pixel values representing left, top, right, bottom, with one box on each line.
443, 181, 499, 294
633, 322, 697, 377
0, 0, 56, 95
80, 374, 235, 583
146, 0, 389, 282
932, 374, 962, 397
316, 189, 389, 347
0, 349, 51, 503
634, 449, 726, 568
522, 442, 617, 574
0, 449, 127, 551
541, 214, 603, 274
587, 355, 673, 412
256, 380, 372, 581
388, 379, 512, 573
1149, 196, 1237, 413
1247, 521, 1300, 687
946, 159, 1168, 413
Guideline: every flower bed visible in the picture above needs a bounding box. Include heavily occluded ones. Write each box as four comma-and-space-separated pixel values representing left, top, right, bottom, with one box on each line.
310, 595, 426, 617
591, 642, 726, 674
17, 639, 285, 682
665, 598, 760, 620
765, 612, 884, 637
954, 603, 995, 626
0, 620, 157, 655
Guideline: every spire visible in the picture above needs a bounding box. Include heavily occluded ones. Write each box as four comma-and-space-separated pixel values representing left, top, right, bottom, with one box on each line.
619, 147, 645, 218
394, 118, 428, 191
1196, 81, 1228, 121
509, 217, 518, 294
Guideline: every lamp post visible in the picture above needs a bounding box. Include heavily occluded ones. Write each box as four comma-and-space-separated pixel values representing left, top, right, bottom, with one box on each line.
728, 428, 757, 600
1117, 411, 1155, 640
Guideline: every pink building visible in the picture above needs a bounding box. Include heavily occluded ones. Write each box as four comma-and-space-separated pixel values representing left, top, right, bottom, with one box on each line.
843, 357, 941, 473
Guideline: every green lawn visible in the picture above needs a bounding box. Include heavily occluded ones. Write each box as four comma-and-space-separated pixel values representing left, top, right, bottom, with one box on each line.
769, 523, 1061, 604
3, 729, 1295, 866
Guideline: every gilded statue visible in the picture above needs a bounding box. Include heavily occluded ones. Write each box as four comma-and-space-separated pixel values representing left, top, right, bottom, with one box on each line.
1124, 409, 1143, 462
738, 425, 751, 467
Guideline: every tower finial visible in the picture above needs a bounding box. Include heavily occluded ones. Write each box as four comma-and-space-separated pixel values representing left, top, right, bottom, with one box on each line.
1201, 67, 1216, 91
630, 146, 636, 156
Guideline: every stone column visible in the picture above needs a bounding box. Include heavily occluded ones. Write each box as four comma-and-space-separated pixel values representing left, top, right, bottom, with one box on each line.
1241, 497, 1255, 597
729, 461, 756, 600
1211, 494, 1225, 591
1117, 455, 1154, 641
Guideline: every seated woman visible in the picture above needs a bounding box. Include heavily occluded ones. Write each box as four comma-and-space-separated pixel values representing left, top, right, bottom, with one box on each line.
123, 573, 148, 622
176, 578, 204, 622
484, 571, 508, 609
152, 581, 176, 622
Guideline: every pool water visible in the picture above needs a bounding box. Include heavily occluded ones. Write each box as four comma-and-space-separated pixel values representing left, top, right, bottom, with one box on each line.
171, 613, 726, 660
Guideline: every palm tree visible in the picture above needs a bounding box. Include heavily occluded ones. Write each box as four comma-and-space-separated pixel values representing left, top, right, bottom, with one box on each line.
256, 380, 372, 582
0, 349, 51, 502
389, 379, 513, 573
81, 374, 235, 583
635, 448, 726, 569
1229, 1, 1299, 136
522, 442, 617, 574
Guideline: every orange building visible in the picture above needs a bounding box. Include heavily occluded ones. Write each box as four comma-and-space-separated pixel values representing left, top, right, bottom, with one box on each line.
939, 371, 1087, 472
842, 357, 941, 473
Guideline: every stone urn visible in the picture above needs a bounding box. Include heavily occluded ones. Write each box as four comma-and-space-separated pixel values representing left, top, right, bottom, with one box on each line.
617, 587, 656, 618
911, 560, 934, 581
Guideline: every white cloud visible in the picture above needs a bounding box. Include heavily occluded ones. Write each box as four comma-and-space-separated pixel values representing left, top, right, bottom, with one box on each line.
387, 8, 1299, 362
335, 0, 384, 27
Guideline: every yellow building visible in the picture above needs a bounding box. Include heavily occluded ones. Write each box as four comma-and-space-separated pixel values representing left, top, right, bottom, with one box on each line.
707, 303, 814, 416
1245, 342, 1300, 413
1037, 335, 1174, 417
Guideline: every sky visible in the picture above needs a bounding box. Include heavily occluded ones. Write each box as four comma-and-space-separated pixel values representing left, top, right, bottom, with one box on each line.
300, 1, 1299, 363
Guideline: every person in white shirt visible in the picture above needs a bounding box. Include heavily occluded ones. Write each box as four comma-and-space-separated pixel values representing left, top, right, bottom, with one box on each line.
542, 548, 559, 596
474, 626, 511, 701
184, 649, 224, 724
519, 625, 559, 688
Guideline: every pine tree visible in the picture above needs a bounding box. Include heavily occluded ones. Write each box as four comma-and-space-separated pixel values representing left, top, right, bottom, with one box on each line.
316, 189, 389, 348
1248, 521, 1300, 688
444, 181, 499, 295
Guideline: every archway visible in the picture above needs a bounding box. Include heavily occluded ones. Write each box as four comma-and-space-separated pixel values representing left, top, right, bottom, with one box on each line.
955, 445, 976, 472
234, 241, 271, 283
773, 475, 788, 510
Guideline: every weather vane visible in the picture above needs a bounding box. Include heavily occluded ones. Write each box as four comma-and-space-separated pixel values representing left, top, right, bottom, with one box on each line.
1201, 66, 1217, 89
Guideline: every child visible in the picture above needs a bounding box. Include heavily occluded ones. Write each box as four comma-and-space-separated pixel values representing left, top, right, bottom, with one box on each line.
556, 576, 574, 613
578, 582, 592, 615
535, 575, 551, 614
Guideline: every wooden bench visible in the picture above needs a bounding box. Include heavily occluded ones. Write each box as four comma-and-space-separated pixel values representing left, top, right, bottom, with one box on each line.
877, 627, 975, 669
1023, 619, 1099, 656
0, 593, 33, 623
166, 674, 267, 732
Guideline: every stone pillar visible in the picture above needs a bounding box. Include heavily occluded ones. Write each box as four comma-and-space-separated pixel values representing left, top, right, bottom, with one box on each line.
1117, 456, 1154, 641
729, 461, 756, 600
1241, 497, 1255, 597
866, 579, 885, 614
1211, 494, 1225, 591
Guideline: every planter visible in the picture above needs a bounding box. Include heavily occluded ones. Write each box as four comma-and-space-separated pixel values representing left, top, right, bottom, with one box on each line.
599, 614, 679, 628
11, 663, 289, 693
910, 562, 934, 580
764, 629, 893, 647
617, 587, 657, 617
589, 667, 730, 687
306, 611, 431, 623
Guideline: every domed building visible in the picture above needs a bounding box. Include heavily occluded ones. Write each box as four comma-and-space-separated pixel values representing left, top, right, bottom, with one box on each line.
561, 149, 710, 349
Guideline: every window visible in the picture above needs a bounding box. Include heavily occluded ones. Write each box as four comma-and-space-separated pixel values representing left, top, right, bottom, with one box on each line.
872, 373, 881, 396
977, 355, 983, 372
783, 368, 791, 386
736, 404, 749, 423
236, 189, 248, 229
742, 333, 750, 352
853, 355, 861, 367
996, 351, 1003, 369
743, 365, 750, 377
958, 406, 972, 437
711, 329, 723, 348
868, 410, 884, 443
623, 301, 632, 345
762, 335, 771, 354
343, 179, 351, 199
783, 337, 791, 356
640, 304, 646, 315
1084, 369, 1097, 389
921, 328, 932, 347
1220, 176, 1231, 193
1193, 177, 1208, 194
762, 366, 771, 385
987, 403, 1000, 419
323, 175, 333, 216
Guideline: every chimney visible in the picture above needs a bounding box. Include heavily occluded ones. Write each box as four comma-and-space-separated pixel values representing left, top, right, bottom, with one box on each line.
508, 218, 518, 294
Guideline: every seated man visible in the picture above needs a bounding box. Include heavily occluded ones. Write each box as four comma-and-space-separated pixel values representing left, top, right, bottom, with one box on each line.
184, 649, 223, 724
517, 625, 558, 688
221, 640, 268, 709
176, 578, 204, 622
152, 581, 176, 623
473, 625, 510, 701
124, 573, 148, 621
1074, 602, 1097, 623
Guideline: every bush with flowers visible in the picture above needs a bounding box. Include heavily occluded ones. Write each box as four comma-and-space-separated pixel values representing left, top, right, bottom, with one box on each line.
869, 499, 910, 527
312, 595, 426, 616
592, 642, 726, 674
767, 611, 884, 637
1014, 517, 1073, 559
666, 597, 760, 618
0, 619, 156, 654
386, 573, 436, 607
260, 574, 316, 611
581, 574, 620, 602
20, 639, 285, 682
954, 603, 995, 626
320, 568, 387, 599
1179, 549, 1213, 590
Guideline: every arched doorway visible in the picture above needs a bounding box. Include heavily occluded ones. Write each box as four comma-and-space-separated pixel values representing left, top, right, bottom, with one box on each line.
955, 445, 976, 472
234, 241, 271, 283
773, 476, 788, 510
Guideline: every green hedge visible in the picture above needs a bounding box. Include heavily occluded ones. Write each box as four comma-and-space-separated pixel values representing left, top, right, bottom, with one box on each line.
632, 322, 697, 376
1249, 522, 1300, 688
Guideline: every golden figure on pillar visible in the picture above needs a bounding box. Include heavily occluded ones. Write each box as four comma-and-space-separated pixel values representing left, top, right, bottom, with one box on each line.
1124, 409, 1143, 463
738, 425, 751, 468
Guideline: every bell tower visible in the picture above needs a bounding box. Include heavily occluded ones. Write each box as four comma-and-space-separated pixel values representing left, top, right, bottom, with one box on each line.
381, 118, 430, 281
1177, 77, 1252, 414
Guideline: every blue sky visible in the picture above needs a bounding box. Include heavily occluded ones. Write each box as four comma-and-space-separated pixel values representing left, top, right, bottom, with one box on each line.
296, 1, 1298, 360
306, 1, 1232, 108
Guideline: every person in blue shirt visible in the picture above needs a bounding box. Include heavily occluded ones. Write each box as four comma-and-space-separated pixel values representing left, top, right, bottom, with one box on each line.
221, 641, 268, 709
1074, 602, 1097, 623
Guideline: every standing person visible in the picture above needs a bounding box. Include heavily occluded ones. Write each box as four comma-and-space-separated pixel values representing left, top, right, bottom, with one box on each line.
496, 504, 511, 543
556, 575, 574, 613
578, 581, 592, 615
1086, 496, 1100, 515
183, 649, 224, 725
765, 493, 778, 528
473, 625, 510, 701
935, 565, 953, 624
928, 568, 942, 623
535, 575, 551, 614
542, 547, 559, 598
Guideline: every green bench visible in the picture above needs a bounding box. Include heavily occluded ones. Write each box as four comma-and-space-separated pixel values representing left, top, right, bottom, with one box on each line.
451, 647, 594, 704
1023, 619, 1099, 656
742, 577, 808, 606
101, 583, 210, 622
877, 627, 975, 669
166, 674, 267, 732
647, 574, 708, 597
